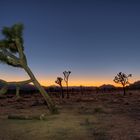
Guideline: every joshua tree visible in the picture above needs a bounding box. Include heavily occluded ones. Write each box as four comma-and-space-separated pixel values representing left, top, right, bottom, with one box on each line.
63, 71, 71, 98
0, 23, 56, 113
113, 72, 132, 95
55, 77, 64, 98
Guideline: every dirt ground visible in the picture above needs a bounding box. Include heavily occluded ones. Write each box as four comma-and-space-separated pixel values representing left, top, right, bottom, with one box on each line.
0, 91, 140, 140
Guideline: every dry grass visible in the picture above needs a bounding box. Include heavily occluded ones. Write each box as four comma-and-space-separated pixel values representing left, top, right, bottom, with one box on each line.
0, 91, 140, 140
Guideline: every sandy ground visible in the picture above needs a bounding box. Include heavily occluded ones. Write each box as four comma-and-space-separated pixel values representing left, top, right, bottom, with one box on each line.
0, 91, 140, 140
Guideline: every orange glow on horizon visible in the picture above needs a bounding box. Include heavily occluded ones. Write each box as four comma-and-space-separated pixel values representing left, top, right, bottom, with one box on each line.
39, 79, 133, 87
0, 74, 139, 87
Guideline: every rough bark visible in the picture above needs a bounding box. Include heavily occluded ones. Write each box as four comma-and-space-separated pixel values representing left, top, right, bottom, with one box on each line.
23, 64, 57, 113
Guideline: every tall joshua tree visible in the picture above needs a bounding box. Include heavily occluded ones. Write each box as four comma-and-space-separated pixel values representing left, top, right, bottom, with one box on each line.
113, 72, 132, 95
55, 77, 64, 98
0, 23, 56, 113
63, 71, 71, 98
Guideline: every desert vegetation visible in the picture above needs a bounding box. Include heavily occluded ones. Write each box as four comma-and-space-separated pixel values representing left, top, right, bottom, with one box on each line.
114, 72, 132, 96
55, 77, 64, 99
63, 71, 71, 98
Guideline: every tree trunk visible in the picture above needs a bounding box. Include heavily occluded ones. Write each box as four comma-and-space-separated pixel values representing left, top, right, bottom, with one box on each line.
66, 82, 69, 99
23, 64, 57, 113
60, 85, 64, 99
123, 86, 126, 96
16, 86, 20, 98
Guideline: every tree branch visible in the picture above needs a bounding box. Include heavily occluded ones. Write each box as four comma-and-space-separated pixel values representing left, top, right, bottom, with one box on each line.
0, 79, 32, 95
0, 79, 32, 86
0, 49, 21, 67
8, 79, 32, 86
15, 38, 27, 65
1, 48, 19, 61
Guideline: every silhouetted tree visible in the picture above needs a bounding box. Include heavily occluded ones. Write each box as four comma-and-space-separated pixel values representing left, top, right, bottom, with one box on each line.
0, 23, 56, 113
113, 72, 132, 95
55, 77, 64, 98
63, 71, 71, 98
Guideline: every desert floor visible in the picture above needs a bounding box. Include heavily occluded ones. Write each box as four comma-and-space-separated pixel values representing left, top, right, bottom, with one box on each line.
0, 91, 140, 140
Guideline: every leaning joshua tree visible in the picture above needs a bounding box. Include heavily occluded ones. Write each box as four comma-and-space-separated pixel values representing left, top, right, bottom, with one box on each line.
63, 71, 71, 98
113, 72, 132, 95
55, 77, 64, 99
0, 23, 56, 113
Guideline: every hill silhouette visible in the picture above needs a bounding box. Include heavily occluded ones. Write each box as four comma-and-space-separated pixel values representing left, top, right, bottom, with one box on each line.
129, 81, 140, 89
99, 84, 116, 89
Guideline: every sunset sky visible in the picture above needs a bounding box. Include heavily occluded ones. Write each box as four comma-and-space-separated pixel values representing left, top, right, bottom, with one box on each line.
0, 0, 140, 86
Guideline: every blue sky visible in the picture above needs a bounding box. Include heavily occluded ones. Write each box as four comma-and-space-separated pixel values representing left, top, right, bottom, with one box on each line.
0, 0, 140, 86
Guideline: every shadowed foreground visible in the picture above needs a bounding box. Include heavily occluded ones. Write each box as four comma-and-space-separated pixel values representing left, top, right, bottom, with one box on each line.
0, 91, 140, 140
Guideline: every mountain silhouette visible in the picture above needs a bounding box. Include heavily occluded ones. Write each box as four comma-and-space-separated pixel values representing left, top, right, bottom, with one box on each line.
99, 84, 116, 89
129, 81, 140, 89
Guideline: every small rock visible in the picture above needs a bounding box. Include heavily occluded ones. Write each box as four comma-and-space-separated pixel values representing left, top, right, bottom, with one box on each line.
124, 102, 129, 105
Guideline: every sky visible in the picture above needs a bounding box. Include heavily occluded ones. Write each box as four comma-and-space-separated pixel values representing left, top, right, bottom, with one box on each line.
0, 0, 140, 86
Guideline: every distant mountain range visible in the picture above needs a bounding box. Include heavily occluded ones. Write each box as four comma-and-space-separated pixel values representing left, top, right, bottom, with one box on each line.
0, 81, 140, 91
129, 81, 140, 89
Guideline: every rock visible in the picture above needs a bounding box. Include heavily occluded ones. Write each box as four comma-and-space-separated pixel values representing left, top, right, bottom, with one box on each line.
8, 114, 47, 120
124, 102, 129, 105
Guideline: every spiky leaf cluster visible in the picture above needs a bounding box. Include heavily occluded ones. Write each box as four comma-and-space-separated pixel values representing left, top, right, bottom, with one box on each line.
0, 23, 24, 67
55, 77, 63, 86
63, 71, 71, 82
0, 23, 24, 52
